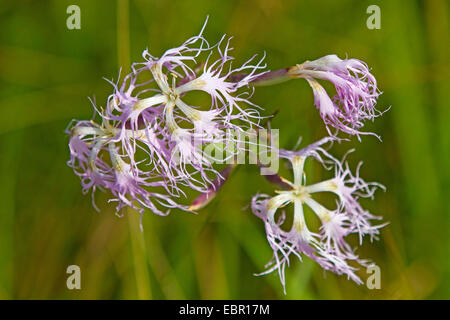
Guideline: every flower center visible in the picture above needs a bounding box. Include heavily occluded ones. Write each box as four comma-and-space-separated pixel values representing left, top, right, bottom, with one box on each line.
165, 90, 179, 103
292, 185, 309, 201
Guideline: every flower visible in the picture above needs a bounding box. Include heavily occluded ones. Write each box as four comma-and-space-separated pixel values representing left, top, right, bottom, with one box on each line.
288, 55, 382, 138
67, 120, 182, 216
251, 137, 385, 293
68, 19, 267, 215
66, 17, 389, 294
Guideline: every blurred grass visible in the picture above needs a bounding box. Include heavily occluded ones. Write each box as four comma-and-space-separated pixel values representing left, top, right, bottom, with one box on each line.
0, 132, 23, 298
0, 0, 449, 299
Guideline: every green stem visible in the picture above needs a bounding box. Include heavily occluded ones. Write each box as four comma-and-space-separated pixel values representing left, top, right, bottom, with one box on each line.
117, 0, 152, 300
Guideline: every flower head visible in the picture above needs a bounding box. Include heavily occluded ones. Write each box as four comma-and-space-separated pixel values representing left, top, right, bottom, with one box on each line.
251, 137, 385, 292
288, 55, 382, 138
68, 19, 267, 215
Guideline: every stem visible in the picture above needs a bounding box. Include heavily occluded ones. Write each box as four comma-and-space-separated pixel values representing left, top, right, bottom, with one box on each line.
228, 67, 292, 87
117, 0, 130, 73
117, 0, 152, 300
127, 212, 152, 300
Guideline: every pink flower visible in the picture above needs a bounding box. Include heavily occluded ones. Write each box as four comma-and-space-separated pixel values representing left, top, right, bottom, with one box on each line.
67, 19, 267, 215
251, 138, 385, 293
67, 121, 181, 216
289, 55, 382, 138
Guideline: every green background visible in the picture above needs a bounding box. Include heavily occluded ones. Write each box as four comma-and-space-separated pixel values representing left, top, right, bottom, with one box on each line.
0, 0, 449, 299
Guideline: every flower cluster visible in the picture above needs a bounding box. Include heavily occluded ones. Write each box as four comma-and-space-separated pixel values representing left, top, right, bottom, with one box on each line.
68, 20, 266, 215
67, 19, 386, 292
251, 138, 385, 292
243, 54, 386, 291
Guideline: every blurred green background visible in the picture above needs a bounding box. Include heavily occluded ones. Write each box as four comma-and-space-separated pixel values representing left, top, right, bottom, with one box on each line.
0, 0, 449, 299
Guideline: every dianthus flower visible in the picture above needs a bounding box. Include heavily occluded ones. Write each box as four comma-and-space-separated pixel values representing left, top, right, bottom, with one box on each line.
68, 20, 267, 214
288, 55, 381, 138
67, 19, 388, 293
251, 137, 385, 292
